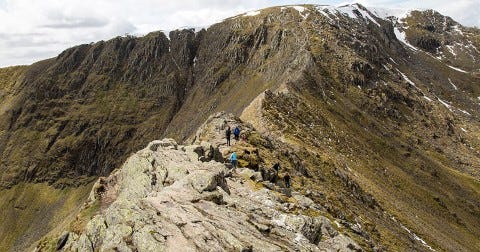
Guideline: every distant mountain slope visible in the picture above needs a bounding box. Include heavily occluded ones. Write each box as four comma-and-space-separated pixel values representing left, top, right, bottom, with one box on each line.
0, 3, 479, 251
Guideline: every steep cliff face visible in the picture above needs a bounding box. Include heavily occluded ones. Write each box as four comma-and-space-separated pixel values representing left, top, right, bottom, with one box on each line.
1, 3, 480, 251
0, 31, 197, 188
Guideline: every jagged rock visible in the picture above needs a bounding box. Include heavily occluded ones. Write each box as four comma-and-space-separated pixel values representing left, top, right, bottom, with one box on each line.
132, 226, 166, 251
85, 215, 108, 248
184, 145, 204, 161
187, 164, 229, 193
61, 139, 360, 251
319, 234, 362, 252
278, 187, 292, 197
292, 192, 315, 209
147, 138, 178, 151
260, 166, 278, 183
262, 181, 276, 190
73, 234, 94, 252
102, 224, 133, 251
238, 168, 263, 182
198, 141, 224, 163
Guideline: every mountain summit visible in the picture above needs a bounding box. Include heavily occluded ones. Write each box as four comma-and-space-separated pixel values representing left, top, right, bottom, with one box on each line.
0, 4, 479, 251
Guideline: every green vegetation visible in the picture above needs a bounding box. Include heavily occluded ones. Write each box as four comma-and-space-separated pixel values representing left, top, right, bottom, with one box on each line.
0, 66, 27, 93
0, 182, 94, 251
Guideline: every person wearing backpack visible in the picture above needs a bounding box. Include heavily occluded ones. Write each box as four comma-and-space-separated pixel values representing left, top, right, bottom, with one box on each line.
284, 172, 291, 188
226, 126, 232, 146
230, 151, 238, 170
233, 126, 240, 141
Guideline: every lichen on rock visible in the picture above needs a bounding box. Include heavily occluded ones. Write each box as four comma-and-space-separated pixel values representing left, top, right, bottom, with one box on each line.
52, 135, 359, 251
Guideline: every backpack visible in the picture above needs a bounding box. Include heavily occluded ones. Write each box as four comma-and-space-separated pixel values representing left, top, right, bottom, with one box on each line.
234, 127, 240, 135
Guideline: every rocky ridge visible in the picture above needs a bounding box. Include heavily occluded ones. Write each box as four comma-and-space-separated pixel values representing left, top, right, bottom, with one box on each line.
37, 118, 361, 251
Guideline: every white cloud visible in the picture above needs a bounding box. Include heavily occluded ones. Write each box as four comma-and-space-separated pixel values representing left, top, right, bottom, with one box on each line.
0, 0, 478, 67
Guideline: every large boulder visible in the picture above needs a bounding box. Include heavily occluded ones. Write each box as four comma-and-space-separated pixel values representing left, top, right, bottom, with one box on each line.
147, 138, 178, 151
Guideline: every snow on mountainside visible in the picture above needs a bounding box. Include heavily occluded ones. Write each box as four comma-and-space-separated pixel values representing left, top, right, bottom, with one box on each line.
237, 3, 479, 74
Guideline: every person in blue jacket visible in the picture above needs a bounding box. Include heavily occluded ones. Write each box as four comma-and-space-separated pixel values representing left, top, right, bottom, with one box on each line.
230, 151, 238, 169
233, 126, 241, 141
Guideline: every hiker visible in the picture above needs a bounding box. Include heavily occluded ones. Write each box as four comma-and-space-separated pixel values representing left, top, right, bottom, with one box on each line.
268, 162, 280, 183
226, 126, 231, 146
273, 163, 280, 174
230, 151, 238, 170
233, 126, 240, 141
284, 172, 291, 188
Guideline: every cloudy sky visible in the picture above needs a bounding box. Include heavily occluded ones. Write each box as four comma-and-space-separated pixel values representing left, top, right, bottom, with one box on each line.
0, 0, 478, 67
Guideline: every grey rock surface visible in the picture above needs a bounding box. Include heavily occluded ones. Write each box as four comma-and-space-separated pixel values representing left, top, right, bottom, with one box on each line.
59, 138, 360, 251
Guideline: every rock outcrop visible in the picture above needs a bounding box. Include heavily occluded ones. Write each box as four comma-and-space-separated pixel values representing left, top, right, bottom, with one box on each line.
49, 138, 360, 251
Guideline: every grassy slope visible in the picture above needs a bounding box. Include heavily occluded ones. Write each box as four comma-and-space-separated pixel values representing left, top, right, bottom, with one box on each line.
259, 81, 480, 251
0, 66, 26, 93
0, 66, 27, 115
0, 182, 94, 251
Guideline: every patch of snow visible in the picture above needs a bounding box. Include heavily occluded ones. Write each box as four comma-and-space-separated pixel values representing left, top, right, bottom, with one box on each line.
389, 57, 398, 65
447, 65, 468, 73
390, 216, 436, 251
400, 224, 436, 251
369, 7, 411, 21
448, 78, 458, 90
356, 8, 380, 26
316, 7, 334, 22
398, 70, 416, 86
437, 98, 453, 111
394, 28, 418, 51
459, 109, 471, 116
461, 128, 467, 132
446, 45, 457, 56
244, 10, 261, 17
292, 6, 305, 13
291, 6, 309, 19
452, 25, 464, 36
336, 5, 358, 19
423, 96, 433, 102
467, 42, 479, 53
